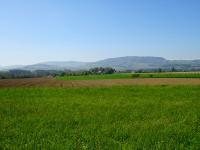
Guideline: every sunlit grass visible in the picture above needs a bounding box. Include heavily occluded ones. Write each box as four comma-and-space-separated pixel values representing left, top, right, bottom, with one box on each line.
0, 86, 200, 149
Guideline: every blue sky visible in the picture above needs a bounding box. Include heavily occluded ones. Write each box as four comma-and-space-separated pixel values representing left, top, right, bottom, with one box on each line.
0, 0, 200, 65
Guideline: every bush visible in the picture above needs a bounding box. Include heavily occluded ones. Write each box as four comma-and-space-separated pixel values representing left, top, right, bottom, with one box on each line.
132, 74, 140, 78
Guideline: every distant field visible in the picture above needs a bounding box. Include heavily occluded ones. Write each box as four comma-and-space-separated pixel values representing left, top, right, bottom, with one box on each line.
57, 72, 200, 81
1, 86, 200, 149
57, 73, 132, 80
132, 73, 200, 78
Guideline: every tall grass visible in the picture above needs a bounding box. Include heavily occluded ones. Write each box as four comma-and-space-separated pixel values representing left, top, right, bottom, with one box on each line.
0, 86, 200, 149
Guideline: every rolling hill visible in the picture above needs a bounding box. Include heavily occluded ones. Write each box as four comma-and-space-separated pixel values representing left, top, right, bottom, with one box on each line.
1, 56, 200, 71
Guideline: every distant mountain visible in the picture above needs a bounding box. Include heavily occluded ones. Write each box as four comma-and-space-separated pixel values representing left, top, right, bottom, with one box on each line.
0, 65, 25, 71
1, 56, 200, 71
37, 61, 88, 68
23, 61, 89, 71
87, 56, 169, 70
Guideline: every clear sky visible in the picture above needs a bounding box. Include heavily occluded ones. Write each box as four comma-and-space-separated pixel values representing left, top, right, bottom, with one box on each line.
0, 0, 200, 66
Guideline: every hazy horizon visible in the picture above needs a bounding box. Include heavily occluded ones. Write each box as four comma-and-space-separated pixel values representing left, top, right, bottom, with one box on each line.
1, 0, 200, 66
1, 55, 200, 67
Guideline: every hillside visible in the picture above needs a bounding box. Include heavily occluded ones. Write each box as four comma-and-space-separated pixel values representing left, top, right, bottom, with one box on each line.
1, 56, 200, 71
88, 56, 169, 70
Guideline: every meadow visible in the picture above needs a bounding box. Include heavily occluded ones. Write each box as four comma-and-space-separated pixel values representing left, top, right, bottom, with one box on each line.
56, 72, 200, 81
57, 73, 132, 80
1, 85, 200, 149
132, 73, 200, 78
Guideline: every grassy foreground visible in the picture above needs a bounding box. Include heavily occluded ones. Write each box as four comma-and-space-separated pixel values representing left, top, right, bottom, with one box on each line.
0, 86, 200, 149
57, 73, 132, 80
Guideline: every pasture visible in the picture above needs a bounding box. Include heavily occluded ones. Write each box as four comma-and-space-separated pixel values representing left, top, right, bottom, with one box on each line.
132, 73, 200, 78
57, 72, 200, 81
57, 73, 132, 80
1, 85, 200, 149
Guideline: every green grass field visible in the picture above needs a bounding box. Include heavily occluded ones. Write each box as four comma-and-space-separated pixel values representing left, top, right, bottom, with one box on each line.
57, 73, 132, 80
1, 86, 200, 149
57, 72, 200, 81
132, 73, 200, 78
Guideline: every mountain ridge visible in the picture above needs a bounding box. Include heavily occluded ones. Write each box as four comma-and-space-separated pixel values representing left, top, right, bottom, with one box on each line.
1, 56, 200, 71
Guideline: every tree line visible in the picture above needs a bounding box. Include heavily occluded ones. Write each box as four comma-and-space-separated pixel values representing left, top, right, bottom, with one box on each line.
1, 66, 199, 79
0, 67, 116, 79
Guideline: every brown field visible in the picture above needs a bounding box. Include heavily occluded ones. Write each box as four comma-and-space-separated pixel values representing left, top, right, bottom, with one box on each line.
1, 77, 200, 88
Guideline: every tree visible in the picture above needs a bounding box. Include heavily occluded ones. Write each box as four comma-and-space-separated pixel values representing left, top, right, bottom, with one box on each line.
89, 67, 115, 74
158, 68, 162, 73
103, 67, 116, 74
171, 66, 176, 72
